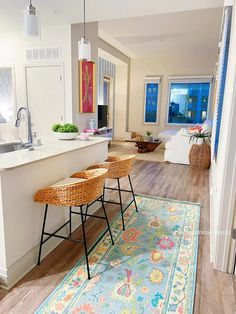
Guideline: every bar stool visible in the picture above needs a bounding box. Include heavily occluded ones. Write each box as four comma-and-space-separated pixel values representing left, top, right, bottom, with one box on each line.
75, 154, 138, 231
34, 168, 114, 280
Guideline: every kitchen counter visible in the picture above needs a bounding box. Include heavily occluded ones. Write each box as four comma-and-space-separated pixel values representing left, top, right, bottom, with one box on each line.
0, 136, 109, 170
0, 136, 109, 289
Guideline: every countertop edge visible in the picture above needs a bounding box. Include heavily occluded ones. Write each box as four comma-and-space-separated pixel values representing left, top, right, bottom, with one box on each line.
0, 137, 110, 171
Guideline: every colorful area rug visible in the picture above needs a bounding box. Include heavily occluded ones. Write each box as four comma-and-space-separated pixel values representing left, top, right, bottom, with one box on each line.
36, 194, 200, 314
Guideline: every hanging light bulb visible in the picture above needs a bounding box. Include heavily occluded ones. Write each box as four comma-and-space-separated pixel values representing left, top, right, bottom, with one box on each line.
23, 0, 40, 37
78, 0, 91, 60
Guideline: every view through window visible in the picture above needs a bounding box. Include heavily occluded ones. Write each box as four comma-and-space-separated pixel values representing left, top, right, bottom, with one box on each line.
168, 81, 211, 124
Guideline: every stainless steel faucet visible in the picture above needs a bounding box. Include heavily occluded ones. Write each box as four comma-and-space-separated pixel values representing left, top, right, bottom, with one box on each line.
15, 107, 33, 148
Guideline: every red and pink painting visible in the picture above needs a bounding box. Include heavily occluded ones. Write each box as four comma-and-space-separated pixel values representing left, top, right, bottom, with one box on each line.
79, 61, 95, 113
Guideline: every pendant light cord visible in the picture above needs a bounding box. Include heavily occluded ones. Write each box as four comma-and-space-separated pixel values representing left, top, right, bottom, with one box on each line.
83, 0, 86, 38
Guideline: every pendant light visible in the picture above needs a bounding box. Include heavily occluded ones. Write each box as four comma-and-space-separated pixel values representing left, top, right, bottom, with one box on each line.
78, 0, 91, 61
23, 0, 40, 37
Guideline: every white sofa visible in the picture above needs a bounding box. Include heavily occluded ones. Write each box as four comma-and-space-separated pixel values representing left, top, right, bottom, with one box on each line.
164, 129, 192, 165
163, 121, 212, 165
158, 129, 179, 143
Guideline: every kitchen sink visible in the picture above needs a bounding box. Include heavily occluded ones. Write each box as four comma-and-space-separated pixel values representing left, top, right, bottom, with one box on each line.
0, 143, 24, 154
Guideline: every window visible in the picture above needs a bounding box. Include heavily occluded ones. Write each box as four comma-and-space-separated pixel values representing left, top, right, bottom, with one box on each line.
0, 67, 15, 123
167, 77, 212, 125
144, 76, 161, 124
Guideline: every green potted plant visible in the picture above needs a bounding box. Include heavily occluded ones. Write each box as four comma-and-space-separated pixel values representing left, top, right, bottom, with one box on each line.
188, 125, 211, 169
189, 125, 211, 144
52, 123, 79, 140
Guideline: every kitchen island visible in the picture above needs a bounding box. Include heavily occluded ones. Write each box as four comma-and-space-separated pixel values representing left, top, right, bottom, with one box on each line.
0, 136, 109, 289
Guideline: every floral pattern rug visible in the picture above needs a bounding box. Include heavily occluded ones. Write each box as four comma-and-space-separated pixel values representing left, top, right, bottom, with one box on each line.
36, 194, 200, 314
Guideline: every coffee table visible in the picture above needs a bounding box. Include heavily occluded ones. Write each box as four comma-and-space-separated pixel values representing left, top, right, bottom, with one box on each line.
126, 137, 162, 153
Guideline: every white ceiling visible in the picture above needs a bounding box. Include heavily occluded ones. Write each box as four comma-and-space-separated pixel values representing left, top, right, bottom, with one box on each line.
0, 0, 223, 32
99, 8, 223, 58
0, 0, 224, 59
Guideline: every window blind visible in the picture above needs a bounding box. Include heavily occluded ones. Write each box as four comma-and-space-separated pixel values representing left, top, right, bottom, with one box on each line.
213, 6, 232, 159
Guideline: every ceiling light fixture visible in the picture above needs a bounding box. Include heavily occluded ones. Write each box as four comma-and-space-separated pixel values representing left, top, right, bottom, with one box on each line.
78, 0, 91, 61
23, 0, 40, 37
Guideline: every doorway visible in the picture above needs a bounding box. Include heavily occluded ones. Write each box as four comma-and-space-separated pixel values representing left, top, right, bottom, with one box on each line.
103, 76, 113, 128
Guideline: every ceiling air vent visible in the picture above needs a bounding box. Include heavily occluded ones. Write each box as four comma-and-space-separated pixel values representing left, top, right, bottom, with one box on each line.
26, 48, 61, 63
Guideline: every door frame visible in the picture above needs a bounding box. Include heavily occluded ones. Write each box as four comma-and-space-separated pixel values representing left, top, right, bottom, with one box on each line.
212, 1, 236, 273
214, 80, 236, 272
213, 65, 236, 273
24, 63, 66, 123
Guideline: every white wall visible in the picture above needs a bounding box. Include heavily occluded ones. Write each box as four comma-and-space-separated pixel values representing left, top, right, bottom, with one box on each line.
0, 22, 100, 138
0, 24, 72, 141
128, 54, 217, 137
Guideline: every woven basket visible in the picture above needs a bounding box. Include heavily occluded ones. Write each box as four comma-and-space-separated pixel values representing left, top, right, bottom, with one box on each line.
189, 144, 211, 170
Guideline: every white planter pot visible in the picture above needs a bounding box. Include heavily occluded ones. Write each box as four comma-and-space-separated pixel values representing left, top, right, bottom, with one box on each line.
195, 138, 204, 145
53, 132, 78, 140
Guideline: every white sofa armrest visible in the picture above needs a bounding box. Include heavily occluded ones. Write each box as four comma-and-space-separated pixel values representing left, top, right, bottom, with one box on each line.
164, 135, 193, 165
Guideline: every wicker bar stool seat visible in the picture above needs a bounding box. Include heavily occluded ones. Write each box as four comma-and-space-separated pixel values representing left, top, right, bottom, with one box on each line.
73, 154, 138, 231
34, 168, 114, 279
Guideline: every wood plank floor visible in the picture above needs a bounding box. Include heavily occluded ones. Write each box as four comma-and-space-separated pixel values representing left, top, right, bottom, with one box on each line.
0, 160, 235, 313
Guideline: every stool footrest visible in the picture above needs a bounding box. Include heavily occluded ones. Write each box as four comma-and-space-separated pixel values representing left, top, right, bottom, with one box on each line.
43, 232, 84, 244
103, 199, 134, 214
42, 219, 70, 244
71, 210, 106, 220
105, 187, 132, 193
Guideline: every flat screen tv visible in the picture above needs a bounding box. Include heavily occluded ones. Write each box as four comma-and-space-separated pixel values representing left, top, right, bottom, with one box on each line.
98, 105, 108, 128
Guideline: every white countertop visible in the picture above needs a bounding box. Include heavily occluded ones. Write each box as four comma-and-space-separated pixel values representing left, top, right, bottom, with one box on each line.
0, 136, 109, 170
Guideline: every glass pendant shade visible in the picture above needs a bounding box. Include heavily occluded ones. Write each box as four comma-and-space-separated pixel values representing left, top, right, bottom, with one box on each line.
78, 37, 91, 61
23, 3, 40, 37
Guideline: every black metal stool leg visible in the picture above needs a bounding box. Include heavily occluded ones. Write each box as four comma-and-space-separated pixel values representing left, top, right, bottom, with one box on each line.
69, 206, 72, 235
128, 175, 138, 212
84, 204, 89, 222
80, 205, 91, 280
117, 178, 125, 231
100, 197, 114, 245
102, 185, 106, 202
38, 204, 48, 265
